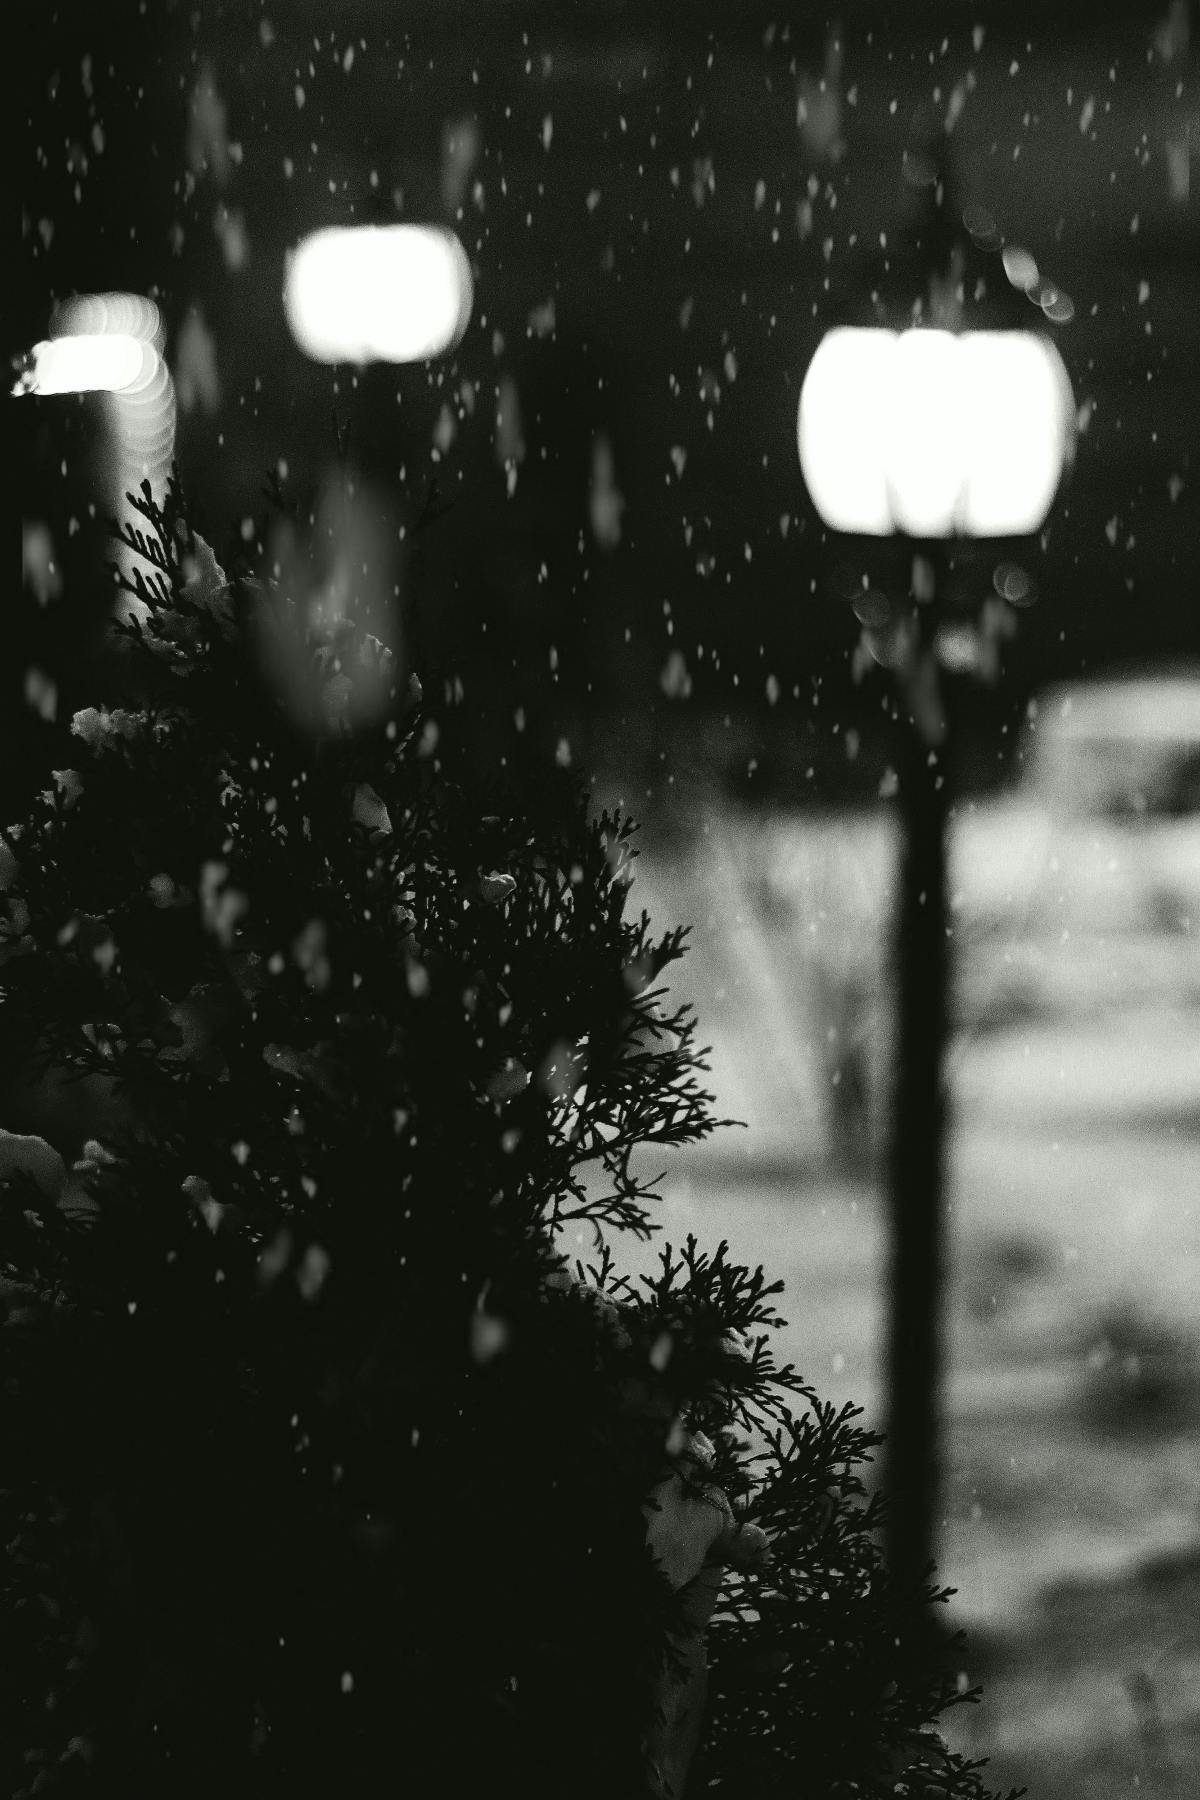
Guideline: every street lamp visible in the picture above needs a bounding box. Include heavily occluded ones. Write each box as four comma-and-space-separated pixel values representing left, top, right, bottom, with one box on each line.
283, 223, 473, 366
798, 327, 1074, 540
795, 164, 1075, 1607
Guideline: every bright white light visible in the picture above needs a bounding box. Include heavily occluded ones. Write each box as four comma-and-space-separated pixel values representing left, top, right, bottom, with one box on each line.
883, 331, 971, 537
958, 333, 1075, 536
12, 292, 177, 622
284, 224, 473, 365
795, 328, 896, 534
13, 333, 146, 396
797, 326, 1074, 538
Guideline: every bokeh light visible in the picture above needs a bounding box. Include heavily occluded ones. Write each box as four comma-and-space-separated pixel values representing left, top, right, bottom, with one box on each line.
795, 327, 897, 535
283, 224, 473, 365
12, 332, 145, 397
958, 332, 1076, 536
798, 327, 1075, 539
12, 290, 177, 616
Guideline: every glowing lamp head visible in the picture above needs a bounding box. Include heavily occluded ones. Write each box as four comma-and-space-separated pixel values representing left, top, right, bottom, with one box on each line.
797, 326, 1074, 539
13, 333, 147, 397
12, 291, 167, 399
283, 224, 473, 365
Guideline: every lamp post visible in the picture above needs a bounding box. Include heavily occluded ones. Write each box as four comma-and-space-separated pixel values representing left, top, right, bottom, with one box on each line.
796, 162, 1075, 1606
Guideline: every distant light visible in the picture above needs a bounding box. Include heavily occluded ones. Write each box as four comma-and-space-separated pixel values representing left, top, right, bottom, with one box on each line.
12, 333, 146, 396
1041, 290, 1076, 326
882, 332, 972, 538
14, 291, 178, 617
797, 327, 1075, 539
1001, 245, 1039, 293
796, 329, 897, 534
52, 292, 163, 344
956, 333, 1075, 536
962, 205, 1001, 251
993, 561, 1036, 606
109, 340, 178, 477
283, 224, 473, 365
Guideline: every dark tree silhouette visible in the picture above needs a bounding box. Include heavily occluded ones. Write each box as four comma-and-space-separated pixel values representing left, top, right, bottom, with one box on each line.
1, 475, 1019, 1799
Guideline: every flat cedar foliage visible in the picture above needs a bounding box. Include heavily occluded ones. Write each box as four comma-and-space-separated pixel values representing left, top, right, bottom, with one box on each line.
1, 475, 1020, 1800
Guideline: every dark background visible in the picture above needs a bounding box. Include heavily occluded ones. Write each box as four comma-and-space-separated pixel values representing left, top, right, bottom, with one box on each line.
15, 0, 1198, 804
12, 13, 1200, 1793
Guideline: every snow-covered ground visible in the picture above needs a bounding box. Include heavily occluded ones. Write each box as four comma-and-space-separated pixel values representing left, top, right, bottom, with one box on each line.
625, 800, 1200, 1159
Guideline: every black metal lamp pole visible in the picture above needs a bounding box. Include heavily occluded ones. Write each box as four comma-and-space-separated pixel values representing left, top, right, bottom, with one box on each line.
882, 546, 952, 1605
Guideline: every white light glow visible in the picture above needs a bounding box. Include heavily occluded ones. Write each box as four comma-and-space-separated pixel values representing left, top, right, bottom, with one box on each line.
798, 327, 1074, 538
13, 333, 146, 396
283, 224, 473, 365
1001, 245, 1039, 293
958, 333, 1075, 536
795, 328, 896, 534
52, 292, 163, 344
883, 331, 971, 537
12, 293, 177, 621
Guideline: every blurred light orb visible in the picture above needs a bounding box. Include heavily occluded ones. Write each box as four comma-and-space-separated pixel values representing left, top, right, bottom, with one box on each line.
1041, 289, 1076, 326
284, 225, 473, 364
1001, 244, 1040, 293
110, 341, 178, 474
12, 291, 177, 624
797, 327, 1075, 538
993, 561, 1036, 606
30, 291, 177, 615
13, 333, 146, 396
52, 291, 163, 344
962, 204, 1001, 251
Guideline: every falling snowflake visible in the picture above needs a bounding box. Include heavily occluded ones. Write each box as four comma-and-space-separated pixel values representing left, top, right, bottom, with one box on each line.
660, 650, 693, 700
589, 434, 624, 549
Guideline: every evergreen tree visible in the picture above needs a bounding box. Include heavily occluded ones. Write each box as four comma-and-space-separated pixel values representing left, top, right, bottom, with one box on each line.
1, 475, 1019, 1799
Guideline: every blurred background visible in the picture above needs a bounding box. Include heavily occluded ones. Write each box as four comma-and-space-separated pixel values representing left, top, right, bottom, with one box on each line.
13, 2, 1200, 1793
